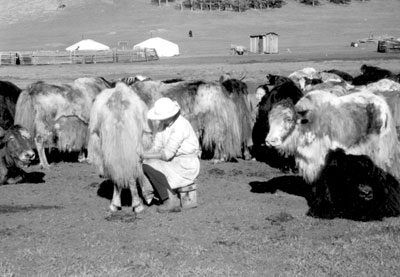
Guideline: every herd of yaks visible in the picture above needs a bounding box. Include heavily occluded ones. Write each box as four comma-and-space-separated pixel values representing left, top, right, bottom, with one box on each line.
1, 64, 400, 221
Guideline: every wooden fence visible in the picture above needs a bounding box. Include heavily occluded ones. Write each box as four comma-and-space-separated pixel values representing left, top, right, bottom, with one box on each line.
0, 48, 159, 66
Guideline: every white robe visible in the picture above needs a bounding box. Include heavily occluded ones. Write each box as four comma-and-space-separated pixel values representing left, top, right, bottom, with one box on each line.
144, 115, 200, 189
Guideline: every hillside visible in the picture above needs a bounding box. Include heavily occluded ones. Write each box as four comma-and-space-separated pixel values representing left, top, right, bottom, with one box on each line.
0, 0, 400, 56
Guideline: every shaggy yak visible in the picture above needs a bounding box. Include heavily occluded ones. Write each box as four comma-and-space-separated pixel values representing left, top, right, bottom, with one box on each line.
219, 75, 254, 160
88, 83, 152, 213
0, 80, 22, 129
0, 125, 36, 184
307, 148, 400, 221
251, 74, 303, 172
14, 77, 110, 169
266, 90, 400, 183
131, 78, 243, 162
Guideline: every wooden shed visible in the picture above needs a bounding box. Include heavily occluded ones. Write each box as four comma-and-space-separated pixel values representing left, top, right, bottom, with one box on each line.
263, 32, 279, 54
249, 35, 264, 54
249, 32, 279, 54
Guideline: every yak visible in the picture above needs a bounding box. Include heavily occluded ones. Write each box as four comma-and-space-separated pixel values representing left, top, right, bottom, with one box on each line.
266, 90, 400, 183
131, 78, 243, 162
14, 77, 110, 169
307, 149, 400, 221
220, 76, 254, 160
252, 74, 303, 172
0, 80, 22, 129
88, 82, 153, 213
352, 64, 394, 86
322, 69, 353, 83
0, 125, 36, 184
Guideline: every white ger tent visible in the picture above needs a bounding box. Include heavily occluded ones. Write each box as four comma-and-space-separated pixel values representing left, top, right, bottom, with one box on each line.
133, 37, 179, 57
66, 39, 110, 51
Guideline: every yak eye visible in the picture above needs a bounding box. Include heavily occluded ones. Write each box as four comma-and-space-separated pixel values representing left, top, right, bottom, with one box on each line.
300, 119, 309, 124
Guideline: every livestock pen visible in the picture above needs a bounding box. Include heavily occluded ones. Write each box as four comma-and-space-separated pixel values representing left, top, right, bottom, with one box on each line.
0, 48, 159, 66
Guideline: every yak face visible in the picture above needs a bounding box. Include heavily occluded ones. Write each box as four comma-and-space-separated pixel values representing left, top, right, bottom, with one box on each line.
266, 100, 297, 148
0, 125, 35, 167
265, 74, 293, 87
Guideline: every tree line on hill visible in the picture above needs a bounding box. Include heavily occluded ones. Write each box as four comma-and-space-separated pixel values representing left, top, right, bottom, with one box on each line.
152, 0, 369, 10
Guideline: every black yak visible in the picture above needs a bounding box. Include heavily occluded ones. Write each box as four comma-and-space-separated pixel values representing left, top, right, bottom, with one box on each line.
352, 64, 394, 86
0, 125, 35, 184
252, 74, 303, 172
307, 149, 400, 221
0, 80, 22, 129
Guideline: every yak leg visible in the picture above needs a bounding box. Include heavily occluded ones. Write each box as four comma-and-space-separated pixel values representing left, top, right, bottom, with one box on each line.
35, 136, 50, 169
110, 183, 122, 212
130, 179, 145, 213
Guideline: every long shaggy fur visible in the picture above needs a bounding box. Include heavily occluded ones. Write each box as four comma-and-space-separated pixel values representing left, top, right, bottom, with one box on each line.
307, 149, 400, 221
267, 90, 400, 183
88, 82, 152, 188
132, 79, 242, 161
220, 78, 253, 159
14, 77, 109, 167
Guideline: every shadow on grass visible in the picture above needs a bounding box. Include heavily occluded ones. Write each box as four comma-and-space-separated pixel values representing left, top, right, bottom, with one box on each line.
24, 171, 46, 184
249, 175, 312, 200
96, 179, 133, 206
0, 204, 62, 214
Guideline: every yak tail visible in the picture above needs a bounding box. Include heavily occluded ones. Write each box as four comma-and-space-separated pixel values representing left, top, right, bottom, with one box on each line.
14, 89, 35, 138
88, 84, 149, 188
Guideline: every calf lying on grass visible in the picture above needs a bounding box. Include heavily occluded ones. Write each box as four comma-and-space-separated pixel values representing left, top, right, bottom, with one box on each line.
307, 149, 400, 221
0, 125, 35, 184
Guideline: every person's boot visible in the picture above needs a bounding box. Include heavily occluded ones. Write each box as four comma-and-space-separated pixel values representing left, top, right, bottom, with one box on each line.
157, 194, 181, 213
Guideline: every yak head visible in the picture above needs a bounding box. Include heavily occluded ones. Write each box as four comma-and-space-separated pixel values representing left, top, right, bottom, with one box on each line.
0, 125, 35, 168
265, 99, 298, 149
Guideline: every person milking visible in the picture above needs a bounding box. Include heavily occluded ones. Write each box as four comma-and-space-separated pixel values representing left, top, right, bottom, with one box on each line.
141, 97, 200, 213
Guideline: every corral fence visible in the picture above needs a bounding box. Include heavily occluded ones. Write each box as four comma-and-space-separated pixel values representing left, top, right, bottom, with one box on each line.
0, 48, 159, 66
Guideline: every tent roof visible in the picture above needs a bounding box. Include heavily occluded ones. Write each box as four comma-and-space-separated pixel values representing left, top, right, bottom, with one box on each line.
133, 37, 179, 57
66, 39, 110, 51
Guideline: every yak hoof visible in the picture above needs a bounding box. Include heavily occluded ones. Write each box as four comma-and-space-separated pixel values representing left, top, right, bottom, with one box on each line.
109, 204, 121, 212
40, 163, 51, 170
134, 204, 146, 214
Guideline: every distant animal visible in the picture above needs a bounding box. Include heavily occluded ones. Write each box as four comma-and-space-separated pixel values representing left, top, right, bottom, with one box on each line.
0, 125, 35, 184
88, 82, 152, 213
220, 76, 254, 160
323, 69, 353, 83
252, 74, 303, 172
266, 90, 400, 183
352, 64, 394, 86
14, 77, 110, 169
0, 80, 22, 129
288, 67, 320, 88
307, 149, 400, 221
131, 79, 242, 162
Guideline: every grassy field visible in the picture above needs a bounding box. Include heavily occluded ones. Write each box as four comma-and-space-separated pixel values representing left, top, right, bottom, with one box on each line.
1, 0, 400, 276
